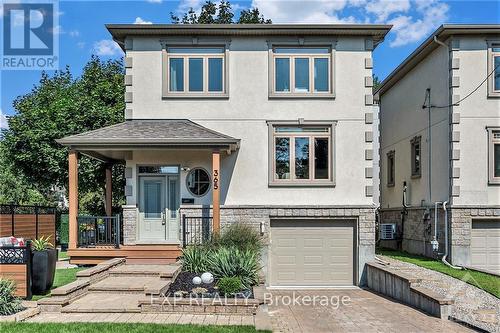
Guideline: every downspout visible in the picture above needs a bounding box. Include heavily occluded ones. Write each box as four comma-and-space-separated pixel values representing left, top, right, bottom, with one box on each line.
441, 201, 463, 269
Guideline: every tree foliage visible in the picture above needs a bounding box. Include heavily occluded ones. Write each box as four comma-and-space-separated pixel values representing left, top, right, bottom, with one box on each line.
170, 0, 271, 24
1, 56, 125, 212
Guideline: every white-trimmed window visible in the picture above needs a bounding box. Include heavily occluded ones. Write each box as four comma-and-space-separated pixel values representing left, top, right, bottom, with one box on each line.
270, 125, 333, 186
166, 47, 225, 96
271, 47, 333, 97
488, 42, 500, 97
488, 127, 500, 184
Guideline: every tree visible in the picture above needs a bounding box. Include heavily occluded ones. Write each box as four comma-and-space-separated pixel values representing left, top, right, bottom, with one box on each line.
2, 56, 125, 213
373, 75, 381, 93
171, 0, 271, 24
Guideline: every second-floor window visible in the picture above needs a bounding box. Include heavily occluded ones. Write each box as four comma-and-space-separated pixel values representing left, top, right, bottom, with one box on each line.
167, 47, 225, 95
488, 42, 500, 97
271, 47, 332, 97
488, 127, 500, 184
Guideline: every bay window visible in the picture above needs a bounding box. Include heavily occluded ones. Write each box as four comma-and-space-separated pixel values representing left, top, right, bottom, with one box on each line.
270, 125, 334, 185
271, 47, 333, 97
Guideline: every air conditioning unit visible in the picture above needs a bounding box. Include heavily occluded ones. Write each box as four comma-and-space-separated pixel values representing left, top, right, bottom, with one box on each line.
380, 223, 396, 240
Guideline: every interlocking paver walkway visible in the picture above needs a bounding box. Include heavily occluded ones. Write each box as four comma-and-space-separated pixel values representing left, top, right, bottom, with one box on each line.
267, 289, 474, 333
27, 312, 255, 326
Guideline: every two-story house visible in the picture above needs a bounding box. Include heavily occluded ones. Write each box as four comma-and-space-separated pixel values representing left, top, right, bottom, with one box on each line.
58, 24, 391, 287
377, 25, 500, 275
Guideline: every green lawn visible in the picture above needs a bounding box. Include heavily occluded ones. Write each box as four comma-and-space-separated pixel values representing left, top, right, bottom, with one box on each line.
0, 323, 268, 333
377, 248, 500, 298
32, 268, 85, 301
58, 251, 69, 260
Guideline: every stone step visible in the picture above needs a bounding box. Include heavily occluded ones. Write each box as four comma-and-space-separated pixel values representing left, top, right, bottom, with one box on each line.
61, 293, 142, 313
88, 276, 171, 295
109, 263, 180, 278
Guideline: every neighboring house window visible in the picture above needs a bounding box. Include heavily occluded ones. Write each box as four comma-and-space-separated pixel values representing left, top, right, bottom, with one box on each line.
487, 42, 500, 97
487, 127, 500, 184
166, 47, 226, 96
186, 168, 211, 196
268, 123, 335, 186
270, 47, 333, 97
387, 150, 395, 187
411, 136, 421, 178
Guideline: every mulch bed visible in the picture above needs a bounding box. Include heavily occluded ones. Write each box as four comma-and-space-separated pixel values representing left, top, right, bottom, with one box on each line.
167, 271, 217, 296
166, 271, 253, 298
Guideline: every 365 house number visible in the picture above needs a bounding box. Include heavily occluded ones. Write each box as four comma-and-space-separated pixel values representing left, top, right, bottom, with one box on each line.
213, 170, 219, 190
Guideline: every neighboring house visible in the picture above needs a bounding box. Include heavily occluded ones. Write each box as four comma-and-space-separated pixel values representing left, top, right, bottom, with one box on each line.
377, 25, 500, 275
58, 24, 391, 287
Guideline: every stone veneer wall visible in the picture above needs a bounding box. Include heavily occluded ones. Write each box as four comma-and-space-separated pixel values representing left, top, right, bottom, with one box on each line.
380, 206, 500, 267
122, 205, 138, 245
180, 205, 376, 286
379, 207, 446, 259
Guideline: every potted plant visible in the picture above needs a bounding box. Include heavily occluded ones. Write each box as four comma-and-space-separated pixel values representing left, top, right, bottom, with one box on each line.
31, 236, 57, 294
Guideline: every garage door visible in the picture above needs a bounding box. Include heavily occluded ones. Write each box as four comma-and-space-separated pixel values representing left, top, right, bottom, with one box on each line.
471, 219, 500, 274
269, 219, 355, 287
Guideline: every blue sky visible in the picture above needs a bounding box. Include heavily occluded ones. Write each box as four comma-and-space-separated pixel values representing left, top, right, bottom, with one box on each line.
1, 0, 499, 126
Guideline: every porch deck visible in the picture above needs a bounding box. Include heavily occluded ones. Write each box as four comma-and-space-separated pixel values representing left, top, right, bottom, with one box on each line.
68, 245, 182, 265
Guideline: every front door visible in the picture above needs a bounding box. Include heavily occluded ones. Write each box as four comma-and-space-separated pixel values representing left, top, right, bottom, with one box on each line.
138, 174, 180, 242
139, 177, 166, 241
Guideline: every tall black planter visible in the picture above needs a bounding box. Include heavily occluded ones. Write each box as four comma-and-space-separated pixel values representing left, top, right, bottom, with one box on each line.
31, 248, 57, 294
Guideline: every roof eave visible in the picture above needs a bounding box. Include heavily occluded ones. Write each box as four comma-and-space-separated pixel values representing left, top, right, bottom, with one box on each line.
376, 24, 500, 97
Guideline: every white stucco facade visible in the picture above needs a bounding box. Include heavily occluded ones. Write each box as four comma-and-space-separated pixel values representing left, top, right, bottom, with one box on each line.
124, 36, 376, 208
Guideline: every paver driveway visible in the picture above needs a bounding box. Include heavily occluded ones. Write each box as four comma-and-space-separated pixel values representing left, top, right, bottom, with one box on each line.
267, 289, 474, 332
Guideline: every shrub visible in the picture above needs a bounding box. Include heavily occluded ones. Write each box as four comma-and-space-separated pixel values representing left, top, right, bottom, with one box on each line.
209, 223, 263, 253
217, 277, 242, 295
32, 236, 53, 251
208, 247, 260, 289
0, 279, 23, 316
181, 245, 210, 273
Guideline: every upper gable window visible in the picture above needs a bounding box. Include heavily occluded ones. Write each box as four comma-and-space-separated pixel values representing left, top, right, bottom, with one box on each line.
166, 47, 226, 96
487, 42, 500, 97
271, 47, 333, 98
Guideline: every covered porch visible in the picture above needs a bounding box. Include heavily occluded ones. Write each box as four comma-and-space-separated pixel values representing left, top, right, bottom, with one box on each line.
57, 119, 239, 264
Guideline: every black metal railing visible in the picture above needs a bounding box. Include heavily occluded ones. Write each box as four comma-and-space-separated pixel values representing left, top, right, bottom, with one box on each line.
0, 240, 32, 299
77, 215, 120, 248
182, 214, 213, 247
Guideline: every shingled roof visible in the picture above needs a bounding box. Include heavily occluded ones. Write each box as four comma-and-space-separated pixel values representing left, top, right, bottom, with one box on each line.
56, 119, 240, 149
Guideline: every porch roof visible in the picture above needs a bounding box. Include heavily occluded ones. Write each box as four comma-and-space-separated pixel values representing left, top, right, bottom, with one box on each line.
56, 119, 240, 159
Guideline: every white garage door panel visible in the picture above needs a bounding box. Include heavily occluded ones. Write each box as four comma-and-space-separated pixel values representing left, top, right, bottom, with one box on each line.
471, 220, 500, 275
270, 220, 355, 287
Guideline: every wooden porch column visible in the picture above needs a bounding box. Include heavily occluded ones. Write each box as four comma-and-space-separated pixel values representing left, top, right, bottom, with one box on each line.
212, 150, 221, 233
105, 165, 112, 217
68, 151, 79, 249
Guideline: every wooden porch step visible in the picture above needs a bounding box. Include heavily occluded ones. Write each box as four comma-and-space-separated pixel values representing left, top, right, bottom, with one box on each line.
68, 245, 182, 265
61, 293, 142, 313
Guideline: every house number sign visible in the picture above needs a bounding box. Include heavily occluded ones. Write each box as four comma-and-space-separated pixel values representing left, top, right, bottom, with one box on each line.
213, 169, 219, 190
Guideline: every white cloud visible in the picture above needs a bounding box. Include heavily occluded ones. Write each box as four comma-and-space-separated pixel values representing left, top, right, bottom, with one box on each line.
365, 0, 410, 22
0, 110, 8, 130
92, 40, 123, 56
146, 0, 162, 3
252, 0, 449, 47
134, 17, 153, 24
77, 41, 86, 49
388, 0, 449, 46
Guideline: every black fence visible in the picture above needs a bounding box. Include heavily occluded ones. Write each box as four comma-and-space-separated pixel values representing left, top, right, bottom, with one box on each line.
182, 215, 213, 247
0, 240, 32, 299
77, 215, 121, 248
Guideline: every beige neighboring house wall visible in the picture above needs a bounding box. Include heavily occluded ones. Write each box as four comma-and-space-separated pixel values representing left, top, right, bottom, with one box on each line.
377, 25, 500, 273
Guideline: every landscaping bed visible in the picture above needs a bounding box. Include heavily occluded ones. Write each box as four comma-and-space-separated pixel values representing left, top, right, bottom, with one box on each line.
166, 271, 253, 299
